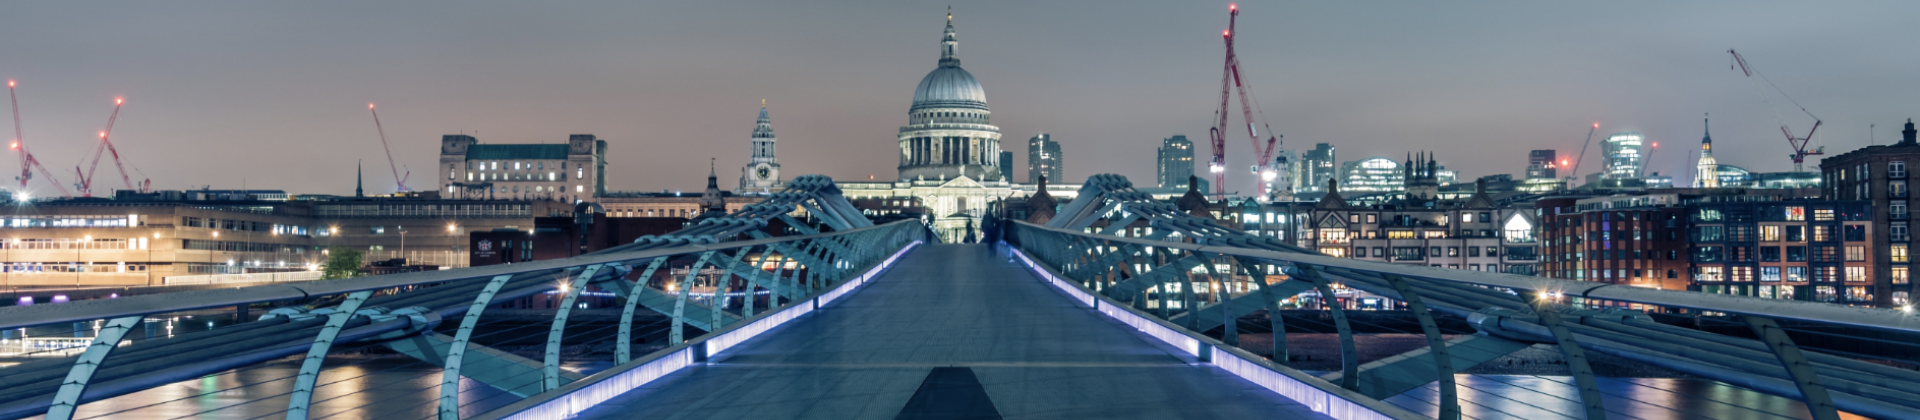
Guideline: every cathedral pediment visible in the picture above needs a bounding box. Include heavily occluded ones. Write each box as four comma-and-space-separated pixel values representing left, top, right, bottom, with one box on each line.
939, 176, 982, 189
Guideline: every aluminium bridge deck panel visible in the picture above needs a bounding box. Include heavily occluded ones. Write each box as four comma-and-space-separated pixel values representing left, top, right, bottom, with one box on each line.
572, 244, 1331, 420
1382, 374, 1870, 420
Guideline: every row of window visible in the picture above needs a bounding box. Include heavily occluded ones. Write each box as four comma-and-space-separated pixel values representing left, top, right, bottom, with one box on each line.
0, 238, 150, 250
1695, 205, 1868, 222
1345, 212, 1499, 225
1693, 224, 1865, 243
2, 262, 149, 273
1701, 284, 1876, 303
1693, 245, 1867, 263
1696, 265, 1872, 283
1, 215, 138, 229
1346, 245, 1504, 259
467, 161, 570, 171
182, 239, 310, 254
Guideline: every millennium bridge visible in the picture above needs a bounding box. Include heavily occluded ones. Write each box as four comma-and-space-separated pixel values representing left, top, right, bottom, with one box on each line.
1, 175, 1916, 419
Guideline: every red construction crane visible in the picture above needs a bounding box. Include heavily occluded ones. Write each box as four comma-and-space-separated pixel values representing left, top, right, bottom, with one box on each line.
368, 103, 409, 192
1728, 49, 1823, 171
6, 80, 73, 199
75, 98, 139, 197
1207, 4, 1281, 199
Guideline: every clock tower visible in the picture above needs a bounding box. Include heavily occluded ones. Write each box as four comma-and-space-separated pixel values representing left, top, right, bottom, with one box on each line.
739, 100, 783, 193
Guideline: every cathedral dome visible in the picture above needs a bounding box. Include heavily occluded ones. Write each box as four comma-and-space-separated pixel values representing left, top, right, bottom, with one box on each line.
912, 66, 987, 110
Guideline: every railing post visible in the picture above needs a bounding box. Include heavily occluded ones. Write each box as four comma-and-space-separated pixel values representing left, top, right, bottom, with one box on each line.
1382, 273, 1460, 420
286, 290, 376, 420
43, 315, 143, 420
1745, 315, 1841, 420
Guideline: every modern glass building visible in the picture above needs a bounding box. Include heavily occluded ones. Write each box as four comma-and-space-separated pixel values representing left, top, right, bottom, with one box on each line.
1602, 132, 1646, 181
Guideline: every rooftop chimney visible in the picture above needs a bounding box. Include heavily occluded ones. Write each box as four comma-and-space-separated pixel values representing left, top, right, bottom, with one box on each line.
1901, 118, 1917, 146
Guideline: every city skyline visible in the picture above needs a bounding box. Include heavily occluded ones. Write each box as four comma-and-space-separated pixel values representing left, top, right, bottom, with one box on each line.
3, 1, 1918, 196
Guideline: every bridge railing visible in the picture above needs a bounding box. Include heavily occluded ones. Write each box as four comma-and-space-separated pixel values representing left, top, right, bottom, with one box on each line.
0, 175, 937, 420
1005, 173, 1920, 420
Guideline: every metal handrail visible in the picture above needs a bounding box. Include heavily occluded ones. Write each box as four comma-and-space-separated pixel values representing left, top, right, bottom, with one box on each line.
0, 220, 919, 331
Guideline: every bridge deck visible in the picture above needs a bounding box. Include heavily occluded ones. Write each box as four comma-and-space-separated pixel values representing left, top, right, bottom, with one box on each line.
573, 244, 1330, 419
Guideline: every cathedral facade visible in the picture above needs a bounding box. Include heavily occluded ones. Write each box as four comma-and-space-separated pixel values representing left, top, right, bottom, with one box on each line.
837, 11, 1013, 242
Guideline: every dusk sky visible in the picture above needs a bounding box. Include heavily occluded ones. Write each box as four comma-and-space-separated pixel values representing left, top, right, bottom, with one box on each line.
4, 1, 1917, 196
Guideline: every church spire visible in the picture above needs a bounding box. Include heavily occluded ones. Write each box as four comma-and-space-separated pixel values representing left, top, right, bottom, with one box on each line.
1701, 113, 1713, 154
939, 7, 961, 68
355, 159, 364, 198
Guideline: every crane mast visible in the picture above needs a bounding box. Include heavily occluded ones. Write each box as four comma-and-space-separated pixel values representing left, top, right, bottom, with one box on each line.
1728, 49, 1823, 171
75, 98, 125, 197
1207, 4, 1282, 200
369, 103, 410, 192
7, 80, 73, 199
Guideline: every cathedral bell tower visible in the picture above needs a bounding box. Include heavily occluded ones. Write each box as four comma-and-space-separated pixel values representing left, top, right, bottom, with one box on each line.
739, 100, 783, 193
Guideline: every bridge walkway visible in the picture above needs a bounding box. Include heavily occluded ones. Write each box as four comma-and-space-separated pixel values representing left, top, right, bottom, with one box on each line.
573, 244, 1329, 419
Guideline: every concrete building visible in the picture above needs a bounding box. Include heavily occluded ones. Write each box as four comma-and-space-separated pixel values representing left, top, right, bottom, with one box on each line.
438, 134, 606, 202
0, 194, 569, 286
1028, 133, 1062, 184
1156, 135, 1194, 189
737, 101, 784, 194
1819, 118, 1920, 307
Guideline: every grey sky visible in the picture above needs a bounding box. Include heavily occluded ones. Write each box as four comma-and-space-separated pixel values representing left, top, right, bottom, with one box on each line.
3, 1, 1916, 196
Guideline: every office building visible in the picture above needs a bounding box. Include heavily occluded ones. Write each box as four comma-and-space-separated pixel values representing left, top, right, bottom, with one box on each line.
1156, 135, 1194, 189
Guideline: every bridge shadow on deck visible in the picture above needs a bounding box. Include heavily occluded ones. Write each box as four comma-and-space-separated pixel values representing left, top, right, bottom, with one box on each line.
572, 244, 1329, 420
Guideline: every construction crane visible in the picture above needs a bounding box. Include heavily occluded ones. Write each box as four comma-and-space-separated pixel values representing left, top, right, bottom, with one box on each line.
6, 80, 72, 199
368, 103, 409, 192
1207, 3, 1281, 199
1728, 49, 1823, 171
1566, 122, 1598, 186
75, 98, 141, 197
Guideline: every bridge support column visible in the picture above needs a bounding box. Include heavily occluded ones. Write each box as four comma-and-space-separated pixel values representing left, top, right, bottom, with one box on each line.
671, 252, 717, 345
544, 264, 604, 391
1294, 264, 1358, 390
1745, 315, 1841, 420
617, 257, 670, 364
1531, 302, 1607, 420
1176, 249, 1199, 331
1236, 258, 1288, 364
1198, 252, 1236, 347
439, 274, 516, 420
44, 315, 142, 420
285, 290, 375, 420
1383, 274, 1460, 420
